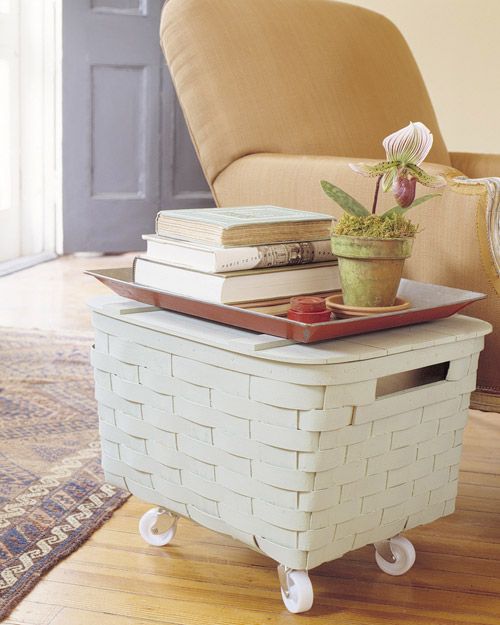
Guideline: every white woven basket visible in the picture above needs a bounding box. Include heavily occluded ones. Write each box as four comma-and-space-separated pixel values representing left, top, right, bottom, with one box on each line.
90, 298, 489, 571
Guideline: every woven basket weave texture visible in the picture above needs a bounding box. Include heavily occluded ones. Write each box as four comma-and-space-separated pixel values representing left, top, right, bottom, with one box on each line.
91, 307, 487, 570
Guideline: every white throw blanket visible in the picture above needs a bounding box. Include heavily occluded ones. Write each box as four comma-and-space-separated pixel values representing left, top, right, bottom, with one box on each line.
454, 176, 500, 277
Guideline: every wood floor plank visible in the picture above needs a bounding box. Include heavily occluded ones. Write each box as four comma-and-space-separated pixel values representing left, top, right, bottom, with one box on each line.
458, 483, 500, 501
23, 580, 279, 625
58, 535, 500, 596
57, 544, 277, 587
460, 471, 500, 488
456, 496, 500, 514
2, 602, 61, 625
47, 556, 500, 604
45, 607, 488, 625
49, 608, 166, 625
23, 576, 500, 625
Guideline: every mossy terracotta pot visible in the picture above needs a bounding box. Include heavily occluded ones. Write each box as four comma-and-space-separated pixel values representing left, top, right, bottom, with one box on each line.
331, 235, 414, 307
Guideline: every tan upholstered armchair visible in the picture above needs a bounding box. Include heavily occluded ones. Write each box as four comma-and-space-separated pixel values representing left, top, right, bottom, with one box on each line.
160, 0, 499, 409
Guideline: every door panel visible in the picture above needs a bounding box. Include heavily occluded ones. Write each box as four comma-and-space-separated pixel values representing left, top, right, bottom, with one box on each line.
91, 65, 148, 199
91, 0, 146, 15
63, 0, 214, 254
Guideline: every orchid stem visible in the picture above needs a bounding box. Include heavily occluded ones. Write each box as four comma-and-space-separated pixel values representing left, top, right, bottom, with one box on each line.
372, 175, 382, 215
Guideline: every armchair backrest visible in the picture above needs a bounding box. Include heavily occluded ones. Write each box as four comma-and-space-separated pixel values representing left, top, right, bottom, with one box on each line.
161, 0, 450, 187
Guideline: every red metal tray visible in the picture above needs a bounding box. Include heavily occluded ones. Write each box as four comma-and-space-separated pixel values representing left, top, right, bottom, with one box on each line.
86, 267, 486, 344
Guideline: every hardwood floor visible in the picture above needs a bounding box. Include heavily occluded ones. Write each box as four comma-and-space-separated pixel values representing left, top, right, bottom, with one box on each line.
2, 255, 499, 625
0, 253, 136, 332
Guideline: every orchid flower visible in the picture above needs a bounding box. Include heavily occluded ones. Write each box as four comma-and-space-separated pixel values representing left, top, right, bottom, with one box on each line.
349, 122, 446, 207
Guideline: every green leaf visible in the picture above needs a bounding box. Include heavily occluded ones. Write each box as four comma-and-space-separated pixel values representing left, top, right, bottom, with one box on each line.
320, 180, 370, 217
382, 193, 442, 218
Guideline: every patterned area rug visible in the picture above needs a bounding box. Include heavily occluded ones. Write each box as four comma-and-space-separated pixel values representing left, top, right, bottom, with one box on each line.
0, 328, 129, 620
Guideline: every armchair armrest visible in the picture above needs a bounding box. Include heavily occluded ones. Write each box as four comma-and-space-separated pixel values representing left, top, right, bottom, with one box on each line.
446, 155, 500, 289
450, 152, 500, 178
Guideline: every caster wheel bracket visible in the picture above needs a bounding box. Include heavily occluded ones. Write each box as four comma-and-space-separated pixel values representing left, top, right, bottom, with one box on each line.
151, 508, 178, 536
374, 538, 397, 563
277, 564, 292, 598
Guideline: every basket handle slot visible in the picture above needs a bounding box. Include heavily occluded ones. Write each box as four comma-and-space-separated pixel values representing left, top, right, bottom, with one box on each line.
376, 361, 450, 398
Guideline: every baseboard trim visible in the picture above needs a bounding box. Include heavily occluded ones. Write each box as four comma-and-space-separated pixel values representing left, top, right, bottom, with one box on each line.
471, 389, 500, 413
0, 252, 58, 277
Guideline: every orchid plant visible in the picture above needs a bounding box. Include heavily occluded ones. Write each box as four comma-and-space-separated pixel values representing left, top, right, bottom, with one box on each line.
321, 122, 446, 232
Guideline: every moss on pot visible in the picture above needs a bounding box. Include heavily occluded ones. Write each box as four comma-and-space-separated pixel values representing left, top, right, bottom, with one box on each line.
333, 214, 419, 239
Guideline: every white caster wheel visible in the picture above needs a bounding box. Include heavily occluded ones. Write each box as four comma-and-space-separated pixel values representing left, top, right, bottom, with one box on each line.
139, 507, 178, 547
277, 564, 314, 613
374, 535, 416, 576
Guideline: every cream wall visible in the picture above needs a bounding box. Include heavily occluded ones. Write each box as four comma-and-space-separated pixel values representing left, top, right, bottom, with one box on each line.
344, 0, 499, 155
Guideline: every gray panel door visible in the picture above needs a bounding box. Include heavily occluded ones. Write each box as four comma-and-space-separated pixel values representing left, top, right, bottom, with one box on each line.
63, 0, 214, 254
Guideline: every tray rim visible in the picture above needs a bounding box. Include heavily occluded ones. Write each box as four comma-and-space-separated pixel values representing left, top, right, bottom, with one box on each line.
85, 267, 486, 344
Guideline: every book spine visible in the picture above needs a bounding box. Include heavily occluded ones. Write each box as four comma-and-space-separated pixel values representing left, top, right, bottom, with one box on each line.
132, 255, 139, 280
214, 240, 335, 272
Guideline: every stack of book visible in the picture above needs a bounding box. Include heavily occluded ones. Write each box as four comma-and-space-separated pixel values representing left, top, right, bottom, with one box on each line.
133, 206, 340, 306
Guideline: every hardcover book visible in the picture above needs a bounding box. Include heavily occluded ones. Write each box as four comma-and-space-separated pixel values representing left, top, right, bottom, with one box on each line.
133, 256, 340, 304
155, 206, 334, 247
143, 235, 336, 273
